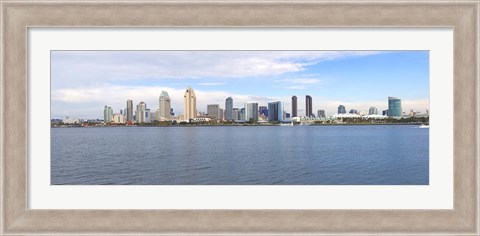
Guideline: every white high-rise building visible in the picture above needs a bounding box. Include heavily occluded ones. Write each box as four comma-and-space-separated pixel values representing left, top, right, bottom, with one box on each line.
244, 103, 259, 122
136, 101, 147, 123
103, 105, 113, 123
183, 86, 197, 122
159, 91, 171, 120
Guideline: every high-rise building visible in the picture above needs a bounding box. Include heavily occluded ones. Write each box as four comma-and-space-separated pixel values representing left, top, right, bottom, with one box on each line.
103, 105, 113, 123
244, 103, 259, 122
291, 96, 298, 118
232, 108, 239, 121
305, 95, 312, 117
349, 109, 357, 114
369, 106, 378, 115
159, 91, 171, 121
259, 106, 268, 116
183, 86, 197, 122
225, 97, 233, 121
240, 108, 245, 121
145, 108, 151, 123
338, 105, 346, 114
219, 108, 224, 121
317, 110, 325, 118
268, 101, 283, 122
388, 97, 402, 117
136, 101, 147, 123
126, 99, 133, 122
207, 104, 220, 120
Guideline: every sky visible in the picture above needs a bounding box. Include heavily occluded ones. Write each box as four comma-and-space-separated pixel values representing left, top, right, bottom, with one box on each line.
51, 51, 429, 119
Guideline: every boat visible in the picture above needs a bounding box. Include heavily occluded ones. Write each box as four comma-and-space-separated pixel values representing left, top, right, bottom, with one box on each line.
419, 124, 429, 128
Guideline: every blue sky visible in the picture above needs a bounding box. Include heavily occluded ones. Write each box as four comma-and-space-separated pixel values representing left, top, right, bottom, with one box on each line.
51, 51, 429, 119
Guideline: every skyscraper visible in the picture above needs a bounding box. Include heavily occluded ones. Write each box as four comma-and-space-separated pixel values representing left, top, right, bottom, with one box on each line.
219, 108, 224, 121
145, 108, 151, 123
291, 96, 297, 118
305, 95, 312, 117
244, 103, 259, 122
103, 105, 113, 123
126, 99, 133, 122
159, 91, 171, 120
317, 110, 325, 118
338, 105, 346, 114
136, 101, 146, 123
225, 97, 233, 121
369, 106, 378, 115
258, 106, 267, 116
240, 108, 245, 121
232, 108, 239, 121
183, 86, 197, 121
388, 97, 402, 117
207, 104, 220, 120
268, 101, 283, 122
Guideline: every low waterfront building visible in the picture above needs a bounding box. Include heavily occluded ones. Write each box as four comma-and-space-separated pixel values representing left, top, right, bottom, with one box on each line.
191, 117, 211, 123
331, 113, 361, 119
63, 116, 80, 124
369, 106, 378, 115
112, 114, 126, 124
362, 114, 388, 119
317, 110, 325, 118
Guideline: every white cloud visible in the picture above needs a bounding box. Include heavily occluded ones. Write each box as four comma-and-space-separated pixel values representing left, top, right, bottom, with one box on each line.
197, 82, 226, 86
276, 78, 321, 84
51, 51, 384, 88
282, 85, 308, 90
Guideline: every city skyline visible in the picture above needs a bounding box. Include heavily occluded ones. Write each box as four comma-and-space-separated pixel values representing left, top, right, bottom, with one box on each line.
51, 50, 429, 119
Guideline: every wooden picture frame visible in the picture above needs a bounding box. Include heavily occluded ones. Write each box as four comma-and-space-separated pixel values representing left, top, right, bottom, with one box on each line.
1, 1, 478, 234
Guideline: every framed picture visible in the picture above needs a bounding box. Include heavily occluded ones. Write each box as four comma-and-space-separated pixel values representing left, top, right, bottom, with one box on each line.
1, 0, 478, 235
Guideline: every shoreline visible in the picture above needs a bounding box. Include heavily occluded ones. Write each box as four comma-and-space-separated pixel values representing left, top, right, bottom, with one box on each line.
52, 122, 428, 128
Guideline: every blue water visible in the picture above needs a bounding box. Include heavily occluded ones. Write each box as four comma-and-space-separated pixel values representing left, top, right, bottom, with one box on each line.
51, 125, 429, 185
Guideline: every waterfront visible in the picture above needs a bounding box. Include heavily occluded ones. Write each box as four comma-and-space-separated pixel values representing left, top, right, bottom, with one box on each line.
51, 125, 429, 185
